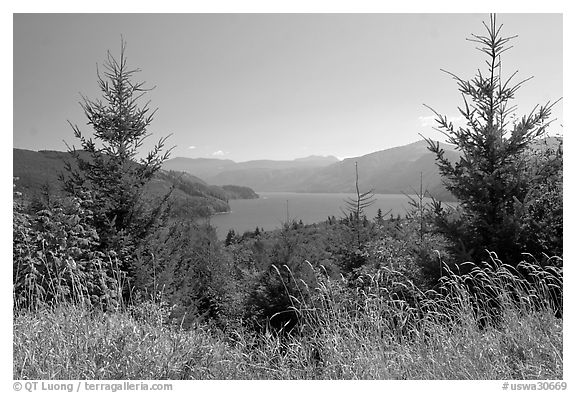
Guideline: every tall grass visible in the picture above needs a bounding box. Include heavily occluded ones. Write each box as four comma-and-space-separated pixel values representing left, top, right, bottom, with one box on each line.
13, 193, 127, 312
13, 253, 562, 380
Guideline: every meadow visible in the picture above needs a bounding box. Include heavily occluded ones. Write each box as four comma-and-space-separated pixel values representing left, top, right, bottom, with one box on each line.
14, 252, 562, 380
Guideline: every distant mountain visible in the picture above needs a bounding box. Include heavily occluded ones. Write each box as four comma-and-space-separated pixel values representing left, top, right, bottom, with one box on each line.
21, 137, 557, 208
297, 141, 460, 199
181, 140, 460, 201
162, 155, 340, 180
293, 155, 340, 165
13, 149, 258, 217
162, 157, 237, 180
206, 166, 318, 192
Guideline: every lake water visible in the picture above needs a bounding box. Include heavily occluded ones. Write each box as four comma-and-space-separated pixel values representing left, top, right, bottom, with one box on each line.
209, 192, 436, 239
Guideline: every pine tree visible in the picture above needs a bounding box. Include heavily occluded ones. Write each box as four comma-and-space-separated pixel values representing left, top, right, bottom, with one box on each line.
62, 40, 173, 275
343, 161, 376, 246
375, 208, 384, 224
423, 15, 560, 264
225, 229, 237, 246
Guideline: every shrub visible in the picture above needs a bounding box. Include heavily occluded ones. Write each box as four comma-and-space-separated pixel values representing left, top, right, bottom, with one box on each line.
517, 139, 563, 260
13, 190, 122, 310
133, 219, 236, 329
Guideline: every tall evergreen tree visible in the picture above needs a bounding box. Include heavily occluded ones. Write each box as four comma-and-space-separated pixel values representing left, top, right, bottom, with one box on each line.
424, 15, 561, 264
62, 40, 173, 276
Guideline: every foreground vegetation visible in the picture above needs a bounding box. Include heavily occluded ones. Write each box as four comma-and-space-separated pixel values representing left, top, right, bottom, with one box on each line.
13, 15, 563, 380
14, 257, 562, 380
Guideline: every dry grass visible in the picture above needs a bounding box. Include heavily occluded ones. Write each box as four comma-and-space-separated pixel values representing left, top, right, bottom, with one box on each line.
13, 256, 562, 380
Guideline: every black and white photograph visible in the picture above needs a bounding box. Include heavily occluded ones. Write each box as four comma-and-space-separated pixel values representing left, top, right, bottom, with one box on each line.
10, 7, 566, 387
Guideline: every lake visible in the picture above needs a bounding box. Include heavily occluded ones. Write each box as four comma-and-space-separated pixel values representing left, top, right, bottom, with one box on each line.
209, 192, 439, 239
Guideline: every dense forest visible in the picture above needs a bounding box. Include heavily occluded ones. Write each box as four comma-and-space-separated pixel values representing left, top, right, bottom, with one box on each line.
13, 15, 563, 380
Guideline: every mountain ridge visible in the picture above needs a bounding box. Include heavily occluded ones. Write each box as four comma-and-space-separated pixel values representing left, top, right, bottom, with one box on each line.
162, 154, 340, 179
13, 148, 259, 218
17, 137, 559, 205
164, 140, 460, 201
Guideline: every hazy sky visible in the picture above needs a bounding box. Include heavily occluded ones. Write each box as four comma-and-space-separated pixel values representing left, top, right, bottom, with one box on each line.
13, 13, 563, 162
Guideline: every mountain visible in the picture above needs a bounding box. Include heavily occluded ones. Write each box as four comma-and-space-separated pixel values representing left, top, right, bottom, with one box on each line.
206, 166, 317, 192
297, 141, 460, 198
162, 155, 340, 180
178, 140, 460, 200
162, 157, 237, 180
294, 155, 340, 164
13, 149, 258, 217
162, 137, 560, 201
13, 149, 83, 194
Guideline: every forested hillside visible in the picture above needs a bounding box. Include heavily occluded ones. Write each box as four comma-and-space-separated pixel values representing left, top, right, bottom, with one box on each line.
14, 148, 258, 218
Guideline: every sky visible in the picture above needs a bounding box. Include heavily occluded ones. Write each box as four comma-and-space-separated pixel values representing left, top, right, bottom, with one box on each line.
13, 13, 563, 162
